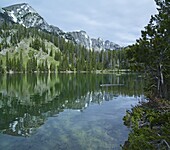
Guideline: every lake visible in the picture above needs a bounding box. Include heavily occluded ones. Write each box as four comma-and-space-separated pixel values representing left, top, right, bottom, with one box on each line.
0, 73, 145, 150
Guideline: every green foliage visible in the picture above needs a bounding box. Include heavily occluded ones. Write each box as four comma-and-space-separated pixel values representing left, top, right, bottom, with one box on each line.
126, 0, 170, 99
49, 50, 53, 57
31, 38, 41, 50
0, 59, 4, 73
27, 57, 37, 73
0, 21, 130, 73
50, 63, 56, 72
123, 99, 170, 150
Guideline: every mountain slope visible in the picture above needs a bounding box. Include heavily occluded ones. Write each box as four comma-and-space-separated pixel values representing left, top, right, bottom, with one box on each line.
0, 7, 14, 26
2, 3, 75, 41
1, 3, 121, 51
69, 31, 121, 51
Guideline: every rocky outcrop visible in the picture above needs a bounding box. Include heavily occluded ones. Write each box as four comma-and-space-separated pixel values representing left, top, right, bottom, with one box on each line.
70, 31, 121, 51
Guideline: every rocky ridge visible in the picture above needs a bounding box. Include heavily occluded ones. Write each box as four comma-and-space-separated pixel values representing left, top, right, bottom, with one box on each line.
1, 3, 121, 51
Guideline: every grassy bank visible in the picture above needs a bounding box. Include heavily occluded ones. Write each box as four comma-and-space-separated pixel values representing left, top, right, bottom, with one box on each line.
122, 98, 170, 150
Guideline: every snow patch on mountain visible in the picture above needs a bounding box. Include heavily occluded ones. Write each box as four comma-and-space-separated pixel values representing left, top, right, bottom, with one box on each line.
0, 7, 5, 14
2, 3, 121, 51
9, 11, 17, 22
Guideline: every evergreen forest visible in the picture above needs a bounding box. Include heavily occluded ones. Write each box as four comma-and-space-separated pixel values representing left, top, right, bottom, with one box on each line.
0, 23, 129, 74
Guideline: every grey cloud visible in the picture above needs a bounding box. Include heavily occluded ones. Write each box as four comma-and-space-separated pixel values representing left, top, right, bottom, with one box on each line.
0, 0, 157, 46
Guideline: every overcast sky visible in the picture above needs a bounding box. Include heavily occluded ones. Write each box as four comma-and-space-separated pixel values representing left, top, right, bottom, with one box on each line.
0, 0, 157, 46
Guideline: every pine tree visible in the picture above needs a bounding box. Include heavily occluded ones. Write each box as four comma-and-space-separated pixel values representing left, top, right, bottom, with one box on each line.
32, 38, 41, 50
50, 63, 56, 72
6, 51, 9, 72
54, 52, 61, 61
19, 51, 23, 72
0, 59, 4, 73
50, 49, 53, 57
129, 0, 170, 99
42, 40, 46, 52
44, 59, 48, 72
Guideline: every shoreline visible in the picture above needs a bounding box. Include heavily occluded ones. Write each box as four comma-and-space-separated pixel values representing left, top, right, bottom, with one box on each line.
122, 98, 170, 149
0, 69, 133, 74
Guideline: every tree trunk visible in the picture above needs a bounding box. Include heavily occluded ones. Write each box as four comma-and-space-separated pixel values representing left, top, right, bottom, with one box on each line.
157, 64, 165, 98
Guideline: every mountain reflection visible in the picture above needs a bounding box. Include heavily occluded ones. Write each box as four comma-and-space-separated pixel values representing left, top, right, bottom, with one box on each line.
0, 73, 144, 137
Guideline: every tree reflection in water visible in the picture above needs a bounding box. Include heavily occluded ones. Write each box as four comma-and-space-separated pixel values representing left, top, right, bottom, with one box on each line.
0, 73, 144, 149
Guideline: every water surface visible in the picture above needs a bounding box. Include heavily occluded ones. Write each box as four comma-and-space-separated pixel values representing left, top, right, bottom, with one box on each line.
0, 73, 144, 150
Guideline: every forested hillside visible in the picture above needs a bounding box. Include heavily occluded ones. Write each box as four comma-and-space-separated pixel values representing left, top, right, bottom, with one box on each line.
0, 23, 129, 73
